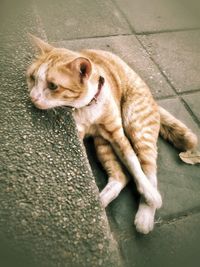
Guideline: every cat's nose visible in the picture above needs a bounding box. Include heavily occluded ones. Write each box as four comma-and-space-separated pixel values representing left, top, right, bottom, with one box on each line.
30, 93, 41, 102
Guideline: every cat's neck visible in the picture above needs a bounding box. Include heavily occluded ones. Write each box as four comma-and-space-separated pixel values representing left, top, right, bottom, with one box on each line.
86, 75, 105, 107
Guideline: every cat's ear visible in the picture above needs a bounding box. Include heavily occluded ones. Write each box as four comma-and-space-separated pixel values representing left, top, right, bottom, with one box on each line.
28, 33, 53, 54
69, 57, 92, 81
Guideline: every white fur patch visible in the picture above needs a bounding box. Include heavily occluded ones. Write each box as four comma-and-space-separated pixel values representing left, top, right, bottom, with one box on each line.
30, 63, 70, 109
37, 63, 48, 82
73, 81, 112, 134
71, 80, 99, 108
100, 180, 124, 208
30, 63, 48, 103
134, 203, 156, 234
120, 153, 162, 208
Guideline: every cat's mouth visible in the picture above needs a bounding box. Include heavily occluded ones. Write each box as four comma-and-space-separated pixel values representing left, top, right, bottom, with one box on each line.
87, 76, 105, 106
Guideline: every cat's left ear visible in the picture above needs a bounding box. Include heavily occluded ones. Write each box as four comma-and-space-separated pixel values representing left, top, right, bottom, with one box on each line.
28, 33, 54, 54
69, 57, 92, 82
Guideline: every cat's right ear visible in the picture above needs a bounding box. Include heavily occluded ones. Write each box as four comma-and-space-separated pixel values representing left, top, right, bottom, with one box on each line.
28, 33, 53, 54
69, 57, 92, 83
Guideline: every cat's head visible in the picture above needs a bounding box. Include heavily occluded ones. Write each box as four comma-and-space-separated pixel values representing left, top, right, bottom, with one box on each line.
26, 34, 99, 109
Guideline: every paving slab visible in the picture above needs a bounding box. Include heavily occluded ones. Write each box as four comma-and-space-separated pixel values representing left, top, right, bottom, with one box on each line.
54, 35, 174, 99
157, 98, 200, 218
182, 92, 200, 124
34, 0, 131, 41
181, 0, 200, 17
139, 30, 200, 92
113, 0, 200, 33
118, 212, 200, 267
0, 0, 46, 44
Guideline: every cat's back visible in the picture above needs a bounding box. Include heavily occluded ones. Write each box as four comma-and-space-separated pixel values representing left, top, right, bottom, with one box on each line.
81, 49, 132, 75
82, 49, 144, 88
81, 49, 154, 105
81, 49, 140, 99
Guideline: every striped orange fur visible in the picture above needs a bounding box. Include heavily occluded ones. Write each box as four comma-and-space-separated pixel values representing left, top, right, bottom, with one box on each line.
27, 35, 198, 234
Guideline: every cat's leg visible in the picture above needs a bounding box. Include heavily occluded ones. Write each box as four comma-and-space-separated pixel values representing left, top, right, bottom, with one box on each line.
128, 124, 159, 234
94, 136, 129, 207
99, 122, 162, 209
134, 164, 158, 234
127, 141, 160, 234
122, 93, 161, 234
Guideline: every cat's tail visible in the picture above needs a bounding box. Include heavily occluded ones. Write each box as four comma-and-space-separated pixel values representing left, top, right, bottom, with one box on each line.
159, 106, 198, 151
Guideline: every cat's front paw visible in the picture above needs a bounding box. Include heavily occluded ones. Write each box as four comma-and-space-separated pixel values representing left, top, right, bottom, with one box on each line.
134, 205, 155, 234
100, 180, 123, 208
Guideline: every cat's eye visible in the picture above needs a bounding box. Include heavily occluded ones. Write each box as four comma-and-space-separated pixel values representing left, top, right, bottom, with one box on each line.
48, 82, 58, 91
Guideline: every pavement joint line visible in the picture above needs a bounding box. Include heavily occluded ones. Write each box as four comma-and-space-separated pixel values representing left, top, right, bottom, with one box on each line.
156, 89, 200, 101
155, 94, 177, 101
111, 208, 200, 241
157, 94, 200, 128
135, 27, 200, 36
110, 0, 136, 34
32, 25, 200, 43
156, 207, 200, 226
181, 97, 200, 127
51, 33, 135, 44
177, 88, 200, 96
135, 34, 178, 96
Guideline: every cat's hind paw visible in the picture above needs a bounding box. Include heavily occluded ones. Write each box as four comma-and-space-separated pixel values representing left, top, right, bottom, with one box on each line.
134, 205, 155, 234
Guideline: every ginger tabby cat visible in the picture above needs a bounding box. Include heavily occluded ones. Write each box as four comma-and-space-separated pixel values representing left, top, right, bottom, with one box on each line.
26, 35, 198, 234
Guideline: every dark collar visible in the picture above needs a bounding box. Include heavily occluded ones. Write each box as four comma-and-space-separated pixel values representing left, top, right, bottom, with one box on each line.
87, 75, 105, 106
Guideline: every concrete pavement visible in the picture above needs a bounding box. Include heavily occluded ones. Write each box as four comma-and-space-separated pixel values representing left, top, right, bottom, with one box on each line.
0, 0, 200, 266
